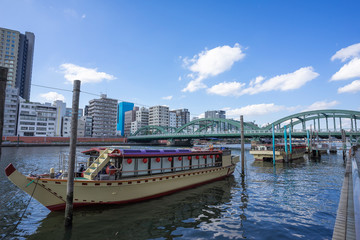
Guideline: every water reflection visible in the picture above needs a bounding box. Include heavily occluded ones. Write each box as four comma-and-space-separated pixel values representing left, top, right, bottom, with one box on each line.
28, 177, 235, 240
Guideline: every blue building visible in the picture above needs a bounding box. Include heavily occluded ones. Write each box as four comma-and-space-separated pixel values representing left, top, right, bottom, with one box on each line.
117, 102, 134, 136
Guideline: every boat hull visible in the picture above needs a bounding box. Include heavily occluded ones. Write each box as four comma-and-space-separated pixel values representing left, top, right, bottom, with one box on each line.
5, 163, 236, 211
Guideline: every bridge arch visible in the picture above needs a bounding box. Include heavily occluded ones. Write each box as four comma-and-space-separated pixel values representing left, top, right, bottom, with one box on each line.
131, 125, 172, 136
263, 109, 360, 131
175, 118, 260, 134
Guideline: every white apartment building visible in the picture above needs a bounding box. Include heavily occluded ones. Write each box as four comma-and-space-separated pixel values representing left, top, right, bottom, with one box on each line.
88, 94, 118, 137
149, 105, 169, 126
3, 86, 19, 136
17, 100, 57, 136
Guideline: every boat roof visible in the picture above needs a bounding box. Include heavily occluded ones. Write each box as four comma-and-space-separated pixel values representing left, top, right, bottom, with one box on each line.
82, 148, 222, 157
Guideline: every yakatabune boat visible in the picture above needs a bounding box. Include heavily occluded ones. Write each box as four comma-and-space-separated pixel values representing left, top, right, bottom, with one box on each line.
5, 147, 239, 211
249, 144, 306, 162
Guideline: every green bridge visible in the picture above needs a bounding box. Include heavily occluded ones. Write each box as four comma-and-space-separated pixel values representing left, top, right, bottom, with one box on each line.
128, 109, 360, 142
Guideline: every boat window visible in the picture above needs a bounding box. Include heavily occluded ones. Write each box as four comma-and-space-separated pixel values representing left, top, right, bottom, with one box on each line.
124, 150, 142, 153
164, 150, 177, 152
146, 150, 161, 153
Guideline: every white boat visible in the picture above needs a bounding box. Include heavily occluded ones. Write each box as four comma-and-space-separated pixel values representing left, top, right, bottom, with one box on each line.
250, 144, 306, 162
5, 147, 239, 211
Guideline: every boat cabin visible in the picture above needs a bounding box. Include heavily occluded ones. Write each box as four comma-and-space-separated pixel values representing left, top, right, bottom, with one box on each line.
80, 148, 227, 180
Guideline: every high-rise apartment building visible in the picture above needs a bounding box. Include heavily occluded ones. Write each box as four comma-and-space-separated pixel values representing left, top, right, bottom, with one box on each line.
3, 86, 19, 136
0, 27, 35, 100
205, 110, 226, 119
124, 107, 138, 136
169, 111, 176, 128
117, 102, 134, 136
149, 105, 169, 126
88, 94, 117, 137
171, 108, 190, 127
131, 107, 149, 134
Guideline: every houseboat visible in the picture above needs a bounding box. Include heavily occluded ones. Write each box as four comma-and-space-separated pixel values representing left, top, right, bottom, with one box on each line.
5, 147, 239, 211
250, 143, 306, 162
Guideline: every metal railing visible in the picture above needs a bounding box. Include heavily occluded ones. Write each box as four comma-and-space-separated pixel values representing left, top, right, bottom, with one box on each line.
351, 153, 360, 238
129, 128, 359, 138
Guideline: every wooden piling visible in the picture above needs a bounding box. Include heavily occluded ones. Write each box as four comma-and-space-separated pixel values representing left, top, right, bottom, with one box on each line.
64, 80, 81, 228
240, 115, 245, 175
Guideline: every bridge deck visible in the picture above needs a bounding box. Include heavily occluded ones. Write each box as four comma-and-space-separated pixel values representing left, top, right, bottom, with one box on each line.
332, 149, 358, 240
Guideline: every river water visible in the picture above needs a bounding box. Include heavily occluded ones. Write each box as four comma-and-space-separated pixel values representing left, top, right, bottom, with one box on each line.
0, 146, 345, 240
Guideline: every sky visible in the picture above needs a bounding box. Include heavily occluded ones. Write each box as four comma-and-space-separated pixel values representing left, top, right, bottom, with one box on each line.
1, 0, 360, 126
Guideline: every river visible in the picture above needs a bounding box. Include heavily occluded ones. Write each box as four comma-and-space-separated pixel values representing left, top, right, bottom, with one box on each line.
0, 146, 345, 239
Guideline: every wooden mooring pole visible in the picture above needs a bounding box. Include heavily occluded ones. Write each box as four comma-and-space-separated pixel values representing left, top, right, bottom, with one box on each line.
64, 80, 81, 228
0, 67, 8, 159
240, 115, 245, 175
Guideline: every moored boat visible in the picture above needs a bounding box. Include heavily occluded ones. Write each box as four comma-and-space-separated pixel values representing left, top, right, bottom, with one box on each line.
249, 143, 306, 162
5, 147, 239, 211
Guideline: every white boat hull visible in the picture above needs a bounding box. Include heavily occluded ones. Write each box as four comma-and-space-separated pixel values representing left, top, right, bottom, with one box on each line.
5, 162, 237, 211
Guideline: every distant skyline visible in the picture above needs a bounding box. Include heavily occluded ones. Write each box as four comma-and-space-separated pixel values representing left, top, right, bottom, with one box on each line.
1, 0, 360, 126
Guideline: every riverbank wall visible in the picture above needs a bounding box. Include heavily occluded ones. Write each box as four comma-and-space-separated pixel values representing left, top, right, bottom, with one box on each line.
1, 136, 164, 147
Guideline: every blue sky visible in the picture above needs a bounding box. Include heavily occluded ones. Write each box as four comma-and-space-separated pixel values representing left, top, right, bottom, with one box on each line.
1, 0, 360, 126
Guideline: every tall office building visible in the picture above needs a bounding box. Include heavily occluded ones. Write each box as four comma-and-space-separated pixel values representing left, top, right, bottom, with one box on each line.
205, 110, 226, 119
117, 102, 134, 136
149, 105, 169, 126
88, 94, 117, 137
0, 27, 35, 100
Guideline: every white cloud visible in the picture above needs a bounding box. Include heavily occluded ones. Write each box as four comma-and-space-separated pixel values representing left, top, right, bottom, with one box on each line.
206, 81, 245, 96
182, 79, 207, 92
206, 67, 318, 97
302, 100, 339, 112
331, 43, 360, 62
60, 63, 116, 84
249, 76, 265, 86
81, 14, 86, 19
241, 67, 319, 95
330, 58, 360, 81
182, 43, 245, 92
197, 113, 205, 119
226, 103, 286, 118
162, 96, 173, 100
39, 92, 65, 102
338, 80, 360, 93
